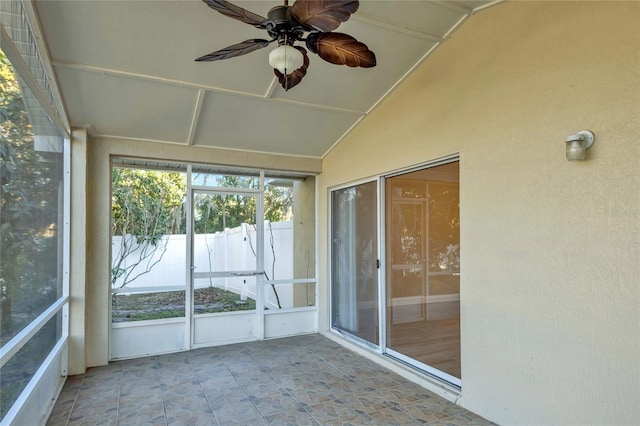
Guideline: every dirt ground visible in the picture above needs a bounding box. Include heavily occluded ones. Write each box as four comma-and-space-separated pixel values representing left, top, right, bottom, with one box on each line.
111, 287, 255, 322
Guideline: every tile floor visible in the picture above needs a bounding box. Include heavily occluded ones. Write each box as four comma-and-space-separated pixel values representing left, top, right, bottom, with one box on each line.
47, 334, 493, 425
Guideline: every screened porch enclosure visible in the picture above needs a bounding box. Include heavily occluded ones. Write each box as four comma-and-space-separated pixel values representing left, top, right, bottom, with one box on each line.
0, 2, 70, 423
109, 161, 317, 360
3, 1, 639, 425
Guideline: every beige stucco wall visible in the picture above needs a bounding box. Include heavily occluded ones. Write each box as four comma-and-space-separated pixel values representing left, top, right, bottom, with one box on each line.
318, 1, 639, 425
69, 129, 87, 375
68, 138, 320, 372
293, 177, 317, 307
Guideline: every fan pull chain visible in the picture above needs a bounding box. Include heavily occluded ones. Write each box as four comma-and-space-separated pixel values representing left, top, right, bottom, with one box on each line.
284, 33, 289, 90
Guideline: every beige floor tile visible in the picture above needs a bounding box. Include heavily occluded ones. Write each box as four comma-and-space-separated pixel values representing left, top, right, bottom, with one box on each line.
48, 334, 493, 426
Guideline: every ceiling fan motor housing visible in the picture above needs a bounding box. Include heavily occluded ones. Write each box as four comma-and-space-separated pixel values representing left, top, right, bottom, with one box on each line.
268, 5, 289, 25
266, 5, 306, 46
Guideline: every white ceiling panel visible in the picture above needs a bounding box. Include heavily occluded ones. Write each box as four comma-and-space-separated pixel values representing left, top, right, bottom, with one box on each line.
192, 91, 363, 157
34, 0, 498, 158
36, 0, 276, 94
358, 0, 469, 37
55, 67, 198, 143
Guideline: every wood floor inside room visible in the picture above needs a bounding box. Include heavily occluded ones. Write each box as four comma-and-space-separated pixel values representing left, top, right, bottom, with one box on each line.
388, 301, 461, 379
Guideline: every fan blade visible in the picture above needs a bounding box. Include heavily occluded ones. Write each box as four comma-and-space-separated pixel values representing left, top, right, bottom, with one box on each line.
202, 0, 268, 29
195, 39, 272, 61
290, 0, 359, 32
274, 46, 310, 90
307, 32, 376, 68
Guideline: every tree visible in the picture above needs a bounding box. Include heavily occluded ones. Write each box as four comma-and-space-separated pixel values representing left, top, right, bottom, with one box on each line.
265, 182, 293, 222
111, 170, 293, 303
1, 51, 62, 342
111, 168, 186, 288
192, 175, 293, 308
192, 175, 293, 233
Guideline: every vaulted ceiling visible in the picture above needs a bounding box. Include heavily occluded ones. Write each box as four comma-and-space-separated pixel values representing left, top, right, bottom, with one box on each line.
35, 0, 497, 158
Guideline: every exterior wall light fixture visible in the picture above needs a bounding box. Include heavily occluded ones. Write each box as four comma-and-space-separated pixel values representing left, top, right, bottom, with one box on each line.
565, 130, 595, 161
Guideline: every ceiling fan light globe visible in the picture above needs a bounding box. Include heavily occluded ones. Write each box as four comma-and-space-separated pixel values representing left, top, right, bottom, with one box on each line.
269, 45, 304, 74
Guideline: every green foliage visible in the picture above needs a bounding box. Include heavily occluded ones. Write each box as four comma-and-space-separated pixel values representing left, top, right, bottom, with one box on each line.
0, 48, 63, 422
265, 182, 293, 222
193, 191, 255, 234
111, 168, 186, 287
192, 175, 293, 234
112, 168, 186, 241
110, 171, 293, 289
0, 50, 61, 342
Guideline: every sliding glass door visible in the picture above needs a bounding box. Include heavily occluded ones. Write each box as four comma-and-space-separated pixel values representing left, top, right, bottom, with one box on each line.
385, 161, 460, 385
331, 181, 379, 346
330, 159, 460, 386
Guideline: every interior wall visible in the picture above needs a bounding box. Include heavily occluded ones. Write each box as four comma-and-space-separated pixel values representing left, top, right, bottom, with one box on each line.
317, 2, 639, 425
71, 138, 321, 371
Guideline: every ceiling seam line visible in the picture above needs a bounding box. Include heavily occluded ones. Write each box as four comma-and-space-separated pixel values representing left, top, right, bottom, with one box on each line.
441, 14, 470, 41
94, 134, 190, 146
472, 0, 505, 13
323, 33, 457, 159
52, 61, 367, 116
429, 1, 473, 15
321, 115, 367, 159
264, 78, 278, 98
364, 40, 439, 117
351, 14, 443, 42
324, 8, 480, 159
187, 89, 205, 146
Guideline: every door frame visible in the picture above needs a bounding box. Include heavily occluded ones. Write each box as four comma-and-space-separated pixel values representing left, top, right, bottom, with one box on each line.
187, 167, 265, 348
329, 155, 462, 388
109, 162, 318, 360
328, 177, 381, 349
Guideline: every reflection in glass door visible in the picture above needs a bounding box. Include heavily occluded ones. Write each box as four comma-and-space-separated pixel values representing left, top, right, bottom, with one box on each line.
331, 182, 379, 346
191, 190, 262, 347
385, 161, 461, 385
388, 200, 427, 323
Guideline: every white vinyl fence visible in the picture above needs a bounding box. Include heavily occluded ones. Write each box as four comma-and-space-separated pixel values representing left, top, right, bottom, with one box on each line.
112, 221, 293, 309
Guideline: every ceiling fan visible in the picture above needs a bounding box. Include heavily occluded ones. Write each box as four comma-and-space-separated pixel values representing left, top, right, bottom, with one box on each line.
195, 0, 376, 90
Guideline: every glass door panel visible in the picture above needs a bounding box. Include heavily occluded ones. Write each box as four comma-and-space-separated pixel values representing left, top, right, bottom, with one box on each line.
385, 161, 461, 384
331, 182, 379, 345
192, 192, 259, 314
389, 200, 426, 323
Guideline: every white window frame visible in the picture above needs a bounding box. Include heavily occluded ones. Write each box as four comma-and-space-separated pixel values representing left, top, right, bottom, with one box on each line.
0, 7, 71, 421
328, 177, 382, 351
